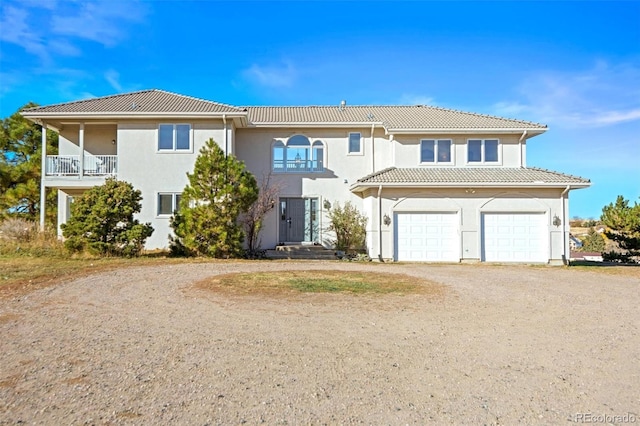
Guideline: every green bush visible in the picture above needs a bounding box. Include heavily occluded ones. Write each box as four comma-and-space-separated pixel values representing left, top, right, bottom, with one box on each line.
61, 178, 153, 257
327, 201, 368, 253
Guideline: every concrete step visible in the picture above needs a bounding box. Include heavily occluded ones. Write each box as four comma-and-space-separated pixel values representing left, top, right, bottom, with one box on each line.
266, 246, 338, 260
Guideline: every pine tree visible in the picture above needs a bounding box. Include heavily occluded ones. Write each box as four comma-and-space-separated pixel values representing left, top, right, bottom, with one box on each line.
581, 227, 605, 252
61, 178, 153, 256
1, 103, 58, 225
170, 139, 258, 257
601, 195, 640, 263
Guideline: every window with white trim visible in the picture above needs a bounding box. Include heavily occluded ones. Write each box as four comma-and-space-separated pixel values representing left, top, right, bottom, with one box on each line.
158, 124, 191, 151
348, 132, 362, 154
421, 139, 452, 164
468, 139, 499, 163
272, 136, 325, 173
157, 193, 182, 216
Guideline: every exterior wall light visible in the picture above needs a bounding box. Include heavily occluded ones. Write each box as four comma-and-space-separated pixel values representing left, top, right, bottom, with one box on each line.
553, 215, 562, 227
323, 200, 331, 210
383, 214, 391, 226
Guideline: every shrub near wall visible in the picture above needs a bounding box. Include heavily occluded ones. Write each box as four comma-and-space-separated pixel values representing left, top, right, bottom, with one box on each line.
61, 178, 153, 257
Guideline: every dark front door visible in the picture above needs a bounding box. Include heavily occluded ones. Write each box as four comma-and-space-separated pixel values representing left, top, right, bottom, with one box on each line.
279, 198, 318, 243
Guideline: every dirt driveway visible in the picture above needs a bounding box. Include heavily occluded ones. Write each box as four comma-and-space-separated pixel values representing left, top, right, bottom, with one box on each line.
1, 262, 638, 424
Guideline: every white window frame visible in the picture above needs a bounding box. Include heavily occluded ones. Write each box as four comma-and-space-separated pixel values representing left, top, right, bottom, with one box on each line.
157, 192, 182, 216
157, 124, 192, 152
420, 139, 453, 164
467, 138, 501, 164
348, 132, 363, 155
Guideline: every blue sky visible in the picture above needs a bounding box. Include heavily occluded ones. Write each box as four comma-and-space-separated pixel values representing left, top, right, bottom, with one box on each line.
1, 0, 638, 219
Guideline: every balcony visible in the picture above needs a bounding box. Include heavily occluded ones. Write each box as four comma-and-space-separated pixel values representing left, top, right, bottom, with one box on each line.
45, 155, 117, 177
273, 159, 324, 173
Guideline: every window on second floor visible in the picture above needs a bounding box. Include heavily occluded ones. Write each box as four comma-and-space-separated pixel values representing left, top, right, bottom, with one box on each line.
348, 132, 362, 154
272, 135, 324, 173
468, 139, 499, 163
158, 124, 191, 151
421, 139, 452, 164
157, 192, 182, 216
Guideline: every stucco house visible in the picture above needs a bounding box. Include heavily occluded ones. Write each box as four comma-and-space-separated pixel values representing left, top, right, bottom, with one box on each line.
22, 89, 590, 264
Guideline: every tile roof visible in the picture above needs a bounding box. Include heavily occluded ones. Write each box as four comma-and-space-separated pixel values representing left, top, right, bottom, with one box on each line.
22, 89, 245, 114
245, 105, 546, 130
353, 167, 590, 188
22, 89, 546, 131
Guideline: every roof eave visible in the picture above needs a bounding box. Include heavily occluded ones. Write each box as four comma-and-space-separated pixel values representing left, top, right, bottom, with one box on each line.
247, 121, 385, 128
21, 111, 249, 120
349, 181, 590, 193
386, 127, 547, 135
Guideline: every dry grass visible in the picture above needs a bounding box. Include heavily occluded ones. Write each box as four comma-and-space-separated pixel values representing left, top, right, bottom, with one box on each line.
196, 270, 446, 297
0, 256, 202, 299
570, 263, 640, 279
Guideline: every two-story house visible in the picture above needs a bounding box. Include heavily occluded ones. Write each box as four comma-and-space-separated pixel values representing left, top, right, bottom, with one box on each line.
22, 89, 590, 264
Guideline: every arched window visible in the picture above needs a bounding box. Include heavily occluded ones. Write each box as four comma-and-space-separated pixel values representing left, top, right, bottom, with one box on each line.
287, 135, 310, 171
272, 136, 325, 173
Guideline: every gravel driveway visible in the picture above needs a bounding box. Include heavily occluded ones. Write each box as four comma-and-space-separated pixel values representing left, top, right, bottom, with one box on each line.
1, 261, 638, 424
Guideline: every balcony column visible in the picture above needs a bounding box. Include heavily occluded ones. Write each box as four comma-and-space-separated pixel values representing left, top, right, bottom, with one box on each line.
40, 123, 47, 231
79, 123, 85, 178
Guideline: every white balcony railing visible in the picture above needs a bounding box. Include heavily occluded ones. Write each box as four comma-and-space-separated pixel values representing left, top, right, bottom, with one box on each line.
273, 159, 324, 173
45, 155, 117, 177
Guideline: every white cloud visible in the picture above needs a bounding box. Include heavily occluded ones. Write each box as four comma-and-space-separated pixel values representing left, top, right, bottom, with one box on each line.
493, 62, 640, 128
51, 1, 147, 47
243, 61, 297, 88
0, 5, 48, 61
104, 69, 123, 92
0, 0, 148, 60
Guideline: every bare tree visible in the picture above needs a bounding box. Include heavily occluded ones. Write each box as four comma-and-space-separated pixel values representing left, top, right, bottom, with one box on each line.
240, 173, 282, 256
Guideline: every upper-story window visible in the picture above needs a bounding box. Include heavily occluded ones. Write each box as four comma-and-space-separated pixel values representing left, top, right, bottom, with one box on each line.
273, 135, 324, 173
158, 124, 191, 151
421, 139, 452, 164
468, 139, 499, 163
348, 132, 362, 154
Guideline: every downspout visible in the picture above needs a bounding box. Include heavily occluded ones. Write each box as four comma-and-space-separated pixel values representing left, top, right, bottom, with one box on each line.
371, 123, 375, 174
518, 130, 527, 167
378, 185, 383, 262
222, 114, 228, 158
561, 185, 571, 265
39, 123, 47, 231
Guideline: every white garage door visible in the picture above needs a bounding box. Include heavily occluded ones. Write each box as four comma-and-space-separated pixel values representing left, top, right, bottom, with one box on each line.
395, 212, 459, 262
482, 213, 547, 262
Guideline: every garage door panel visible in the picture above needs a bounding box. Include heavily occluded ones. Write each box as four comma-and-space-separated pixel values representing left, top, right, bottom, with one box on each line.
482, 213, 547, 262
396, 213, 459, 262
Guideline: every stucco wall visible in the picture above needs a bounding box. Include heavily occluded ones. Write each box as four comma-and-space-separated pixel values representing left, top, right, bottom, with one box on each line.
58, 124, 117, 156
116, 120, 227, 249
362, 187, 567, 263
235, 127, 392, 249
391, 134, 525, 168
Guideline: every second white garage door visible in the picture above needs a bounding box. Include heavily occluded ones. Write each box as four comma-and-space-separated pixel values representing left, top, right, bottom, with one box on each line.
395, 212, 459, 262
482, 213, 547, 262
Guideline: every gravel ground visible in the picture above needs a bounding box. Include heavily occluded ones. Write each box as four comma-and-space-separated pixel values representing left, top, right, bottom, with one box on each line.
1, 261, 638, 425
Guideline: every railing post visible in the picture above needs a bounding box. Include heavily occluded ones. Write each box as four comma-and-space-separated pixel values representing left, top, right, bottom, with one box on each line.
79, 123, 84, 178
